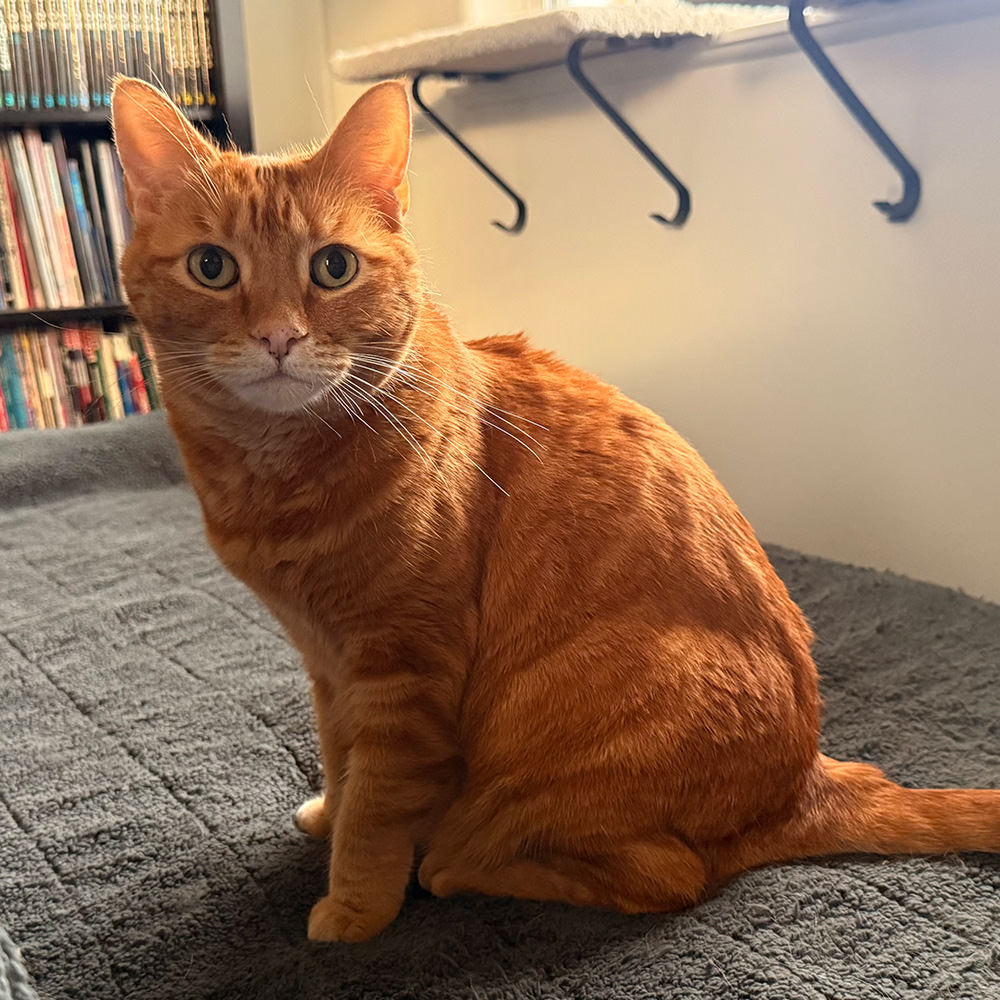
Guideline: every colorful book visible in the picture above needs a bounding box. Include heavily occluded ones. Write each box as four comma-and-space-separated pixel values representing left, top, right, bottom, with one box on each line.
77, 141, 116, 299
21, 128, 73, 306
93, 139, 127, 272
49, 131, 99, 303
0, 0, 15, 109
0, 333, 29, 427
61, 326, 95, 421
0, 370, 9, 430
12, 332, 41, 426
41, 329, 72, 426
16, 0, 41, 109
41, 138, 86, 304
5, 132, 58, 306
67, 156, 107, 301
0, 153, 28, 308
28, 329, 57, 427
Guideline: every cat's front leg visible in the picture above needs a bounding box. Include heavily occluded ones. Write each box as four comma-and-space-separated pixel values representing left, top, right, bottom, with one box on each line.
306, 671, 458, 943
295, 675, 344, 840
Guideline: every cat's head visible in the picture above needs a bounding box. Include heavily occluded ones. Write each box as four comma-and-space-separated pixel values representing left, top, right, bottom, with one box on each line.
112, 77, 418, 416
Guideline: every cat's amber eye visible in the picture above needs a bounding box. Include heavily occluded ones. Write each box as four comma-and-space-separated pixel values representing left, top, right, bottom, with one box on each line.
187, 245, 239, 289
310, 245, 359, 289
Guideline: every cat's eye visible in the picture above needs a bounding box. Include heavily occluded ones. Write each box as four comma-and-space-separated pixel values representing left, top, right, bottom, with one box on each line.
310, 245, 359, 289
187, 245, 239, 289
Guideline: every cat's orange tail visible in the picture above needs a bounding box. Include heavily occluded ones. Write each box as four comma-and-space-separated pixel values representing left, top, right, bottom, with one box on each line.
712, 754, 1000, 882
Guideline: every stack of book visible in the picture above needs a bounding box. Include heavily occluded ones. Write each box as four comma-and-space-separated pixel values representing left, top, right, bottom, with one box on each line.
0, 320, 160, 429
0, 127, 128, 309
0, 0, 215, 112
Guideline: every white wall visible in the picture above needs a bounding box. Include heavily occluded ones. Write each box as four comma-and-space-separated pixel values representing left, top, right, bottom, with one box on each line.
262, 0, 1000, 602
240, 0, 332, 152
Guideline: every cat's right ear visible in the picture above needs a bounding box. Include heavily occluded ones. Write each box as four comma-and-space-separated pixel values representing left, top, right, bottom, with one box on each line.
112, 76, 217, 220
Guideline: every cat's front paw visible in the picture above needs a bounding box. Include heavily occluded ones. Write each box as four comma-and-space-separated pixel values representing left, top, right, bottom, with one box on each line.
294, 796, 332, 839
307, 894, 397, 943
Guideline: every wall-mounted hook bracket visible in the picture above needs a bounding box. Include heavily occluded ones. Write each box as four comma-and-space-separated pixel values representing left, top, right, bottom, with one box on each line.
566, 37, 690, 228
411, 72, 527, 234
788, 0, 920, 222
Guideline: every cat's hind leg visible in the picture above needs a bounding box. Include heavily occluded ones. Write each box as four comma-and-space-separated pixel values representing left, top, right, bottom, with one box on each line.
419, 836, 707, 914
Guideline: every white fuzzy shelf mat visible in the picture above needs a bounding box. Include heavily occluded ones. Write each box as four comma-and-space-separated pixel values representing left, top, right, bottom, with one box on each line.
331, 3, 790, 81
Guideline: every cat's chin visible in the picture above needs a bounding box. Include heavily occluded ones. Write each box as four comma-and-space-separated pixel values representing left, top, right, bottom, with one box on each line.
230, 373, 327, 414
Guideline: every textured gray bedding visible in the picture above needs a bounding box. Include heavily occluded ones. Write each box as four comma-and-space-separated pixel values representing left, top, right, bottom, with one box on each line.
1, 414, 998, 1000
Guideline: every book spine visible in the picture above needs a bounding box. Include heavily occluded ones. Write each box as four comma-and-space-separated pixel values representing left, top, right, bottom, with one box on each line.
2, 150, 37, 307
0, 333, 29, 427
151, 0, 165, 92
78, 325, 107, 419
180, 0, 193, 106
0, 364, 9, 431
107, 0, 123, 90
25, 330, 54, 427
8, 0, 27, 108
41, 140, 85, 305
111, 331, 134, 413
21, 129, 71, 306
78, 141, 116, 299
52, 0, 69, 107
45, 329, 74, 425
61, 327, 90, 421
94, 0, 109, 106
33, 329, 63, 427
15, 0, 40, 109
97, 328, 123, 418
136, 0, 150, 80
48, 130, 91, 300
82, 0, 100, 108
66, 157, 104, 302
55, 330, 79, 425
0, 0, 15, 109
13, 331, 41, 427
0, 154, 27, 310
129, 0, 143, 80
163, 0, 180, 103
0, 232, 14, 308
127, 346, 148, 412
93, 139, 126, 271
64, 0, 85, 108
0, 336, 13, 428
193, 0, 211, 107
129, 323, 159, 409
114, 0, 129, 76
5, 132, 58, 306
36, 0, 55, 109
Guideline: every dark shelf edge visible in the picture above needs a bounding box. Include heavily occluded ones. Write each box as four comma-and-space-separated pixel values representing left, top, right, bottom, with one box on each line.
0, 303, 132, 330
0, 106, 218, 127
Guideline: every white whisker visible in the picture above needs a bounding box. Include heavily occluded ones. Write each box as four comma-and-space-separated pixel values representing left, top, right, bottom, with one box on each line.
345, 371, 510, 497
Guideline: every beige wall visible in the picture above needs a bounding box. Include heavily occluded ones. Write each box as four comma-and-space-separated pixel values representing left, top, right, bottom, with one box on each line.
246, 0, 1000, 602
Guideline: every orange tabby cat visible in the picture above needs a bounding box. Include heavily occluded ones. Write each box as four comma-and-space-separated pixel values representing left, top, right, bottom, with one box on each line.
112, 77, 1000, 943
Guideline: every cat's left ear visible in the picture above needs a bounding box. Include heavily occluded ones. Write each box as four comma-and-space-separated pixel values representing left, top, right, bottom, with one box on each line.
112, 76, 218, 220
310, 80, 412, 226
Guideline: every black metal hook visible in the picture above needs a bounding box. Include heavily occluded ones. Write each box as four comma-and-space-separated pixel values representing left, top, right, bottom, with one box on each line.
566, 37, 690, 228
410, 72, 526, 234
788, 0, 920, 222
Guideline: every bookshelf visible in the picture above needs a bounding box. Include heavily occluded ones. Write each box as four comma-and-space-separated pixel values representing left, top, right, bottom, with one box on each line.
0, 0, 251, 432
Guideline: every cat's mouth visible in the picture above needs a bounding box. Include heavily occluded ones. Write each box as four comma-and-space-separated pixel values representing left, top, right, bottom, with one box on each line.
231, 367, 327, 413
251, 370, 309, 386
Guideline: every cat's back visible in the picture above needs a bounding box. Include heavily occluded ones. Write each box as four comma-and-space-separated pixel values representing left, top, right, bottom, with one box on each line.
466, 331, 728, 503
465, 329, 813, 651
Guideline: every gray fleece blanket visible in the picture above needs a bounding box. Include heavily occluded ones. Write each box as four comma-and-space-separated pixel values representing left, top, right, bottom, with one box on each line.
1, 414, 998, 1000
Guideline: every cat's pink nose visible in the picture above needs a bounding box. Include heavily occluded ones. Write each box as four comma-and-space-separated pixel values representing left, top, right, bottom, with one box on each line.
254, 324, 305, 359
